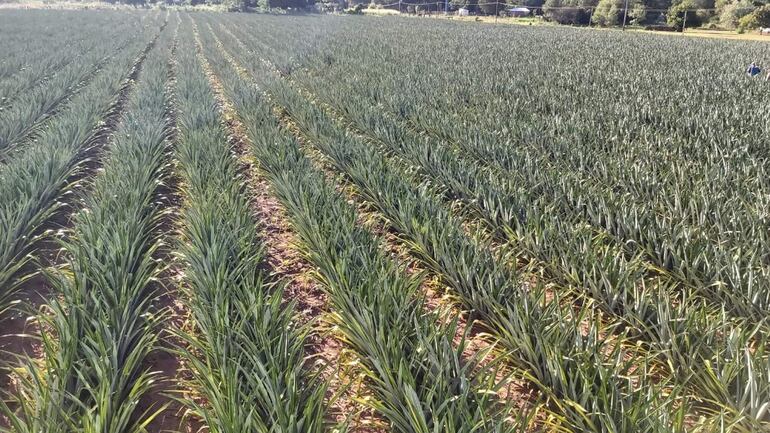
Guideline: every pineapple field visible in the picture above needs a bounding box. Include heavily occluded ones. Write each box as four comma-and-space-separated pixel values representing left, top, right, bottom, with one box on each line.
1, 9, 769, 433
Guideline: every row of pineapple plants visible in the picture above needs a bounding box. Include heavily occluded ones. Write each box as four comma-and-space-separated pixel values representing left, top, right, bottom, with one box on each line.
2, 17, 176, 433
301, 74, 770, 431
0, 14, 166, 321
167, 17, 329, 433
276, 19, 770, 324
262, 42, 770, 431
0, 10, 145, 106
0, 15, 147, 158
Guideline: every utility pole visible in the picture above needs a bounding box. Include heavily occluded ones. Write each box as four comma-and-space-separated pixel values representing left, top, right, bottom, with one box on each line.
682, 9, 688, 32
399, 0, 401, 13
588, 6, 594, 26
621, 0, 629, 29
495, 0, 498, 22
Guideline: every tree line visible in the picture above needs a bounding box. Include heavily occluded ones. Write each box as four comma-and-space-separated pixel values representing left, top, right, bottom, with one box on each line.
114, 0, 769, 31
449, 0, 769, 30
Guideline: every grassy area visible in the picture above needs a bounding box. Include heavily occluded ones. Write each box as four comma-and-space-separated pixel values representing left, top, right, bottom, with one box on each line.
361, 7, 400, 15
675, 28, 770, 41
443, 14, 549, 25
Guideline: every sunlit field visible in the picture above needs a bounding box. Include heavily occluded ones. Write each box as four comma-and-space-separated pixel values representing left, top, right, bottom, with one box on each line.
1, 10, 769, 433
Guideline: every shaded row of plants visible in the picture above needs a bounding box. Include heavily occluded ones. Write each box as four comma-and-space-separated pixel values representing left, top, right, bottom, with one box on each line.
2, 16, 175, 433
0, 12, 166, 322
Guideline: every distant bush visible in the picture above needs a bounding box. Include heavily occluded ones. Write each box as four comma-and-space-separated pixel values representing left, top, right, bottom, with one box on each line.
344, 3, 364, 13
644, 24, 678, 30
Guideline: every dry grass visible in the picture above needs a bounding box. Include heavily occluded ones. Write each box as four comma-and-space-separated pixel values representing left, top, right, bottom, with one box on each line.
361, 8, 401, 16
659, 28, 770, 41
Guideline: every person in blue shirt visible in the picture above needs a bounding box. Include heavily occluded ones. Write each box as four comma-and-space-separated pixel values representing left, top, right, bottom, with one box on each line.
747, 62, 762, 77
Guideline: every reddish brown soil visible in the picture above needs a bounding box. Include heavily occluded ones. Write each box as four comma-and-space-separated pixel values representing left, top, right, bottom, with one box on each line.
138, 280, 201, 433
0, 272, 50, 426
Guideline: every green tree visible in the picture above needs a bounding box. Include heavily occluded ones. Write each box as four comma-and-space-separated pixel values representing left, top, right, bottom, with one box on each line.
591, 0, 646, 25
739, 3, 770, 28
591, 0, 622, 25
518, 0, 546, 8
269, 0, 310, 8
667, 0, 716, 28
629, 1, 647, 23
667, 0, 697, 28
646, 0, 672, 12
544, 0, 598, 24
478, 0, 503, 14
719, 0, 754, 28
